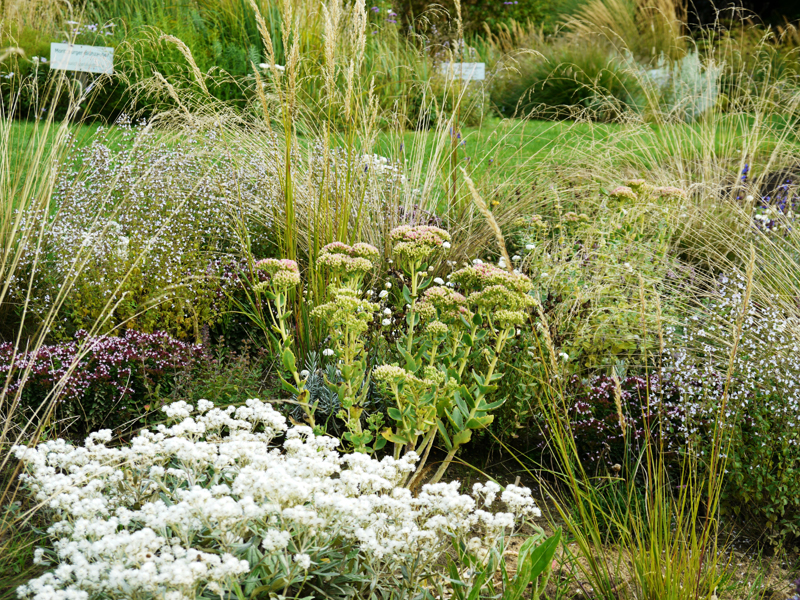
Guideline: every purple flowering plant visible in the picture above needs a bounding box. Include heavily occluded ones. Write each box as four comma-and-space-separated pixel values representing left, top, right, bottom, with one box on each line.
1, 330, 202, 438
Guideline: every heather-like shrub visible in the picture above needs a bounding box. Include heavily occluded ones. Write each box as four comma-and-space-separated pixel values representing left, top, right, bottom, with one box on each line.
665, 274, 800, 541
13, 399, 544, 600
526, 374, 685, 471
0, 329, 201, 438
9, 120, 272, 341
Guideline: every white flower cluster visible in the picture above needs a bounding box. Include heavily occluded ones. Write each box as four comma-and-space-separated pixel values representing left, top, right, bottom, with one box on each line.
15, 399, 540, 599
665, 273, 800, 445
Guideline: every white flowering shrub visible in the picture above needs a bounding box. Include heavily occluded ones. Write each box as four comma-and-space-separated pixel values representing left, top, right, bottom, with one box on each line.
664, 273, 800, 540
8, 119, 273, 340
14, 399, 542, 600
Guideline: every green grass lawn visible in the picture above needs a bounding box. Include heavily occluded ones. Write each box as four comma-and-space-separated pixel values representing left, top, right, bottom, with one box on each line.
5, 120, 115, 186
369, 118, 623, 177
371, 114, 800, 181
9, 114, 797, 191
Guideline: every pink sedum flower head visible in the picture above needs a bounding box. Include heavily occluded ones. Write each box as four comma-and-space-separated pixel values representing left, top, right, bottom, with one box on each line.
609, 186, 638, 201
654, 186, 688, 199
625, 178, 647, 189
389, 225, 451, 264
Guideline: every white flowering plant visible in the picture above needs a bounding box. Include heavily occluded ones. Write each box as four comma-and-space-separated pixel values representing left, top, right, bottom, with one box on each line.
13, 399, 548, 600
663, 273, 800, 540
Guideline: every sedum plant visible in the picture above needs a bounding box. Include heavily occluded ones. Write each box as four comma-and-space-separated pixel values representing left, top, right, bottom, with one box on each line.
245, 226, 536, 484
311, 242, 382, 452
376, 226, 536, 483
246, 258, 319, 428
14, 399, 543, 600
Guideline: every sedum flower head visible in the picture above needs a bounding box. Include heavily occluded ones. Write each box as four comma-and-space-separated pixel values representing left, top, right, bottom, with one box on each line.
418, 286, 470, 322
450, 263, 532, 296
390, 225, 451, 264
609, 186, 637, 201
422, 365, 446, 386
492, 309, 529, 328
318, 242, 378, 278
653, 186, 688, 199
351, 242, 380, 261
372, 364, 410, 384
254, 258, 301, 290
256, 258, 299, 275
372, 364, 432, 394
469, 284, 534, 313
425, 320, 449, 336
450, 265, 534, 329
311, 288, 378, 336
625, 178, 647, 190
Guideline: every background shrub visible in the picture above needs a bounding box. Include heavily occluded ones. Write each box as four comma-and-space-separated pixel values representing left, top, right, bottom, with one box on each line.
491, 39, 644, 120
8, 122, 272, 342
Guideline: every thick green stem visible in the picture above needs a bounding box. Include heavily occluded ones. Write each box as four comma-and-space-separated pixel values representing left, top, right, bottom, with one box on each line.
430, 329, 510, 484
405, 427, 437, 488
405, 264, 420, 355
429, 446, 458, 485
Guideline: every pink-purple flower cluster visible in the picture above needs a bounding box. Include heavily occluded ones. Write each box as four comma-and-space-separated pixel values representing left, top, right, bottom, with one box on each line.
1, 330, 202, 436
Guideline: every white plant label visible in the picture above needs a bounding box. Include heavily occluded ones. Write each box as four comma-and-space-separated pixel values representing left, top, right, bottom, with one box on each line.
50, 43, 114, 75
438, 62, 485, 81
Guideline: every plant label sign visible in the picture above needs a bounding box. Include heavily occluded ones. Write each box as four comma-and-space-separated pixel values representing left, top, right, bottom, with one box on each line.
50, 43, 114, 75
438, 62, 485, 81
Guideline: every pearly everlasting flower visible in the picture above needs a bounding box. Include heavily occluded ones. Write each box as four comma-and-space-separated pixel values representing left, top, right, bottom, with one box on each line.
525, 244, 535, 250
322, 348, 335, 356
293, 553, 312, 570
262, 529, 291, 552
382, 318, 392, 326
14, 360, 541, 599
433, 277, 444, 285
379, 290, 389, 299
